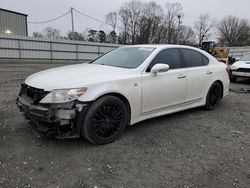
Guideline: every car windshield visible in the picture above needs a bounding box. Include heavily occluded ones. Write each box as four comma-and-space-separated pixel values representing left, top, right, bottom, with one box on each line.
241, 54, 250, 61
92, 47, 155, 68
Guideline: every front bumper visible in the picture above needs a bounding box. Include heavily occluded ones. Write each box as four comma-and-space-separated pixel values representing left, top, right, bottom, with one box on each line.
232, 71, 250, 78
16, 95, 88, 139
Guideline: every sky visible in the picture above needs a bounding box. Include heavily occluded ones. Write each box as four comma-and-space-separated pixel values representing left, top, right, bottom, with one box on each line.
1, 0, 250, 38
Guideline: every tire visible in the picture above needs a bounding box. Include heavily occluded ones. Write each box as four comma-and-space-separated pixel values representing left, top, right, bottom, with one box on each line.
81, 96, 128, 145
204, 82, 222, 110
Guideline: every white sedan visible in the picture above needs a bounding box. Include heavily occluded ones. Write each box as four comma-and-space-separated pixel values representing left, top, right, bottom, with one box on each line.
17, 45, 229, 144
230, 53, 250, 82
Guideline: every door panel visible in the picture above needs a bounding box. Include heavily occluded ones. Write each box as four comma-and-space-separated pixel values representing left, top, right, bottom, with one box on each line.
185, 67, 211, 101
180, 48, 212, 102
142, 69, 186, 113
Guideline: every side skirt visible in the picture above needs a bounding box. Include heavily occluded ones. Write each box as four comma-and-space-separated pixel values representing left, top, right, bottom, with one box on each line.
131, 98, 204, 125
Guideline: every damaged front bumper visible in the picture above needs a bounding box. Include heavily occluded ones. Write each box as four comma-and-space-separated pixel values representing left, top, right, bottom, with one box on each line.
16, 94, 88, 139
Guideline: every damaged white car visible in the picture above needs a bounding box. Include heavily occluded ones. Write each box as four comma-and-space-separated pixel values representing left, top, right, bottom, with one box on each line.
230, 53, 250, 82
17, 45, 229, 144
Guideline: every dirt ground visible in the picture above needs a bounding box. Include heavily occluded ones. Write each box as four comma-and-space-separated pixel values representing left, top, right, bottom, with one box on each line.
0, 62, 250, 188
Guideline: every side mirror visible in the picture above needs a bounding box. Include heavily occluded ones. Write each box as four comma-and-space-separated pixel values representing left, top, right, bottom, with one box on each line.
151, 64, 170, 75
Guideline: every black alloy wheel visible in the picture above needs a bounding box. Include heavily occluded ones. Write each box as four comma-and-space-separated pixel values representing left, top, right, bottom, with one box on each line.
205, 82, 222, 110
81, 96, 128, 145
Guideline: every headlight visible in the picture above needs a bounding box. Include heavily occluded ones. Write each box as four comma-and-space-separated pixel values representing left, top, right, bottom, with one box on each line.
40, 87, 87, 104
230, 65, 238, 70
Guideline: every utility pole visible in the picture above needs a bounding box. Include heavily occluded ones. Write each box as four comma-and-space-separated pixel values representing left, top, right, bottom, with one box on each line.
177, 14, 182, 45
70, 7, 75, 33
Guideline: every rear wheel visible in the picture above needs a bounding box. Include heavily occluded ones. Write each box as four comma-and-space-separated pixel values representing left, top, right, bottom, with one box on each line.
81, 96, 128, 145
204, 82, 222, 110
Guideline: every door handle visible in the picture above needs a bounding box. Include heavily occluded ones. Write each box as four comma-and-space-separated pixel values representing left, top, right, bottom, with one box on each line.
177, 74, 186, 79
207, 71, 213, 75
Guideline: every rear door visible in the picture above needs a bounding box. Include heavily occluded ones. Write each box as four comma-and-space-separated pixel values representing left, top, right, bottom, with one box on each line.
180, 48, 212, 102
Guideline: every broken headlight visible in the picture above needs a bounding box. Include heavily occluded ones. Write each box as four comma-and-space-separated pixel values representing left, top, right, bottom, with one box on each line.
40, 88, 87, 104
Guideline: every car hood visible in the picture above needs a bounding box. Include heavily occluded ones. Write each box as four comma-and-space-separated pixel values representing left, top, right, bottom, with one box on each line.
232, 61, 250, 69
25, 63, 129, 91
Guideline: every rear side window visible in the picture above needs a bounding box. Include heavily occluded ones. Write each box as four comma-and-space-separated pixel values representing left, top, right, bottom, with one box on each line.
202, 55, 209, 65
147, 49, 181, 72
181, 49, 205, 67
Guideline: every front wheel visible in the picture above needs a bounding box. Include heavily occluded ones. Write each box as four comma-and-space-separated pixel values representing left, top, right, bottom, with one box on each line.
204, 82, 222, 110
81, 96, 128, 145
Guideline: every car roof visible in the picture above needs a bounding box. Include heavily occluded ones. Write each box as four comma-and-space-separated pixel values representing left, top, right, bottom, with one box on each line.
122, 44, 199, 50
121, 44, 219, 62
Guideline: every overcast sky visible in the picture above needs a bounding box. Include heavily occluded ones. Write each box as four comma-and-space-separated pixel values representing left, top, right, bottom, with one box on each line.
1, 0, 250, 37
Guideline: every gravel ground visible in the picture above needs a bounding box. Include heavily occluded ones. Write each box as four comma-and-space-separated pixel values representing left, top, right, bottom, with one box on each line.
0, 62, 250, 188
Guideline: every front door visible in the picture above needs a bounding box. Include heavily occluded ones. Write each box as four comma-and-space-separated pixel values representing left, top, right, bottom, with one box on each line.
142, 48, 187, 114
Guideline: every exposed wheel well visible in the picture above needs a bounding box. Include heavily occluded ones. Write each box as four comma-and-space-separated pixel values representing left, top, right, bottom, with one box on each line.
98, 93, 131, 125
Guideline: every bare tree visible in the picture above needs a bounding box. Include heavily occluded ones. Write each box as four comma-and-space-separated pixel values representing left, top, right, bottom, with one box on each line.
165, 2, 183, 44
137, 1, 164, 44
119, 7, 130, 44
43, 27, 61, 39
178, 26, 195, 45
119, 0, 142, 44
194, 14, 214, 46
105, 12, 118, 32
218, 15, 250, 46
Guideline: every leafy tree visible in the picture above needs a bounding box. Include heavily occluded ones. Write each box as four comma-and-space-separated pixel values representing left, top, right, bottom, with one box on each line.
98, 30, 106, 43
67, 32, 84, 41
88, 29, 98, 42
108, 31, 117, 43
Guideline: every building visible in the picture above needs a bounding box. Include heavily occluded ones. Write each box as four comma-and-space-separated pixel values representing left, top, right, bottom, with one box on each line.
0, 8, 28, 36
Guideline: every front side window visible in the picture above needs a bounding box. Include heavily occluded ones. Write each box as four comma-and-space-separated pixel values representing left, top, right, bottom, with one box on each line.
147, 49, 182, 72
181, 49, 204, 67
92, 47, 155, 69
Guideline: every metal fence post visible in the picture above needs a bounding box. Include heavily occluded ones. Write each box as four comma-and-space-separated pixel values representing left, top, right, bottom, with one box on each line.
76, 43, 78, 61
98, 45, 100, 56
17, 39, 21, 61
50, 41, 53, 62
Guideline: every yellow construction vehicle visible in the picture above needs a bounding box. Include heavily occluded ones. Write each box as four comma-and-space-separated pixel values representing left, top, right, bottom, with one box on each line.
201, 41, 229, 63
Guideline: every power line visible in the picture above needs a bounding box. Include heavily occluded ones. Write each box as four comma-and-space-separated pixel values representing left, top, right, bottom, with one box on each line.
73, 8, 113, 28
28, 10, 70, 24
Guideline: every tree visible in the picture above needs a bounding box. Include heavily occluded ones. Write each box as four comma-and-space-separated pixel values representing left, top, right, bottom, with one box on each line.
165, 2, 183, 44
88, 29, 98, 42
98, 30, 106, 43
105, 12, 118, 32
137, 1, 164, 44
119, 0, 143, 44
43, 27, 61, 39
178, 26, 195, 45
108, 31, 117, 44
67, 32, 84, 41
32, 32, 43, 38
194, 14, 214, 46
218, 15, 250, 46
